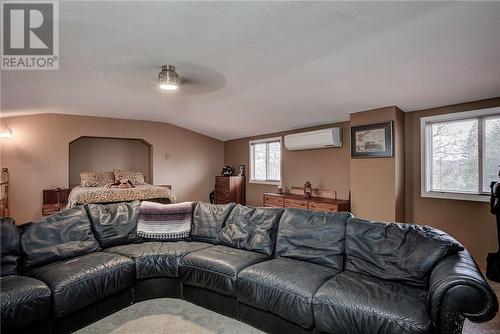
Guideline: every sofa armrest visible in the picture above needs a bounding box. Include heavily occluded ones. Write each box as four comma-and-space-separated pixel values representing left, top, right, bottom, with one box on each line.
428, 250, 498, 333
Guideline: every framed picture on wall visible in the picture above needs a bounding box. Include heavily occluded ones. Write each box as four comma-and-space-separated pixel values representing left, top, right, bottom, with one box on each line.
351, 121, 393, 158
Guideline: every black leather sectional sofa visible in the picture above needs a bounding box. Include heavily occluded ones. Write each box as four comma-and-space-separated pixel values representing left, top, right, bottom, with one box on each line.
0, 201, 498, 334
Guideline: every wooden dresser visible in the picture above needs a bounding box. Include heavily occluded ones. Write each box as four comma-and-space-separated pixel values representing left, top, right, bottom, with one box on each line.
215, 176, 246, 205
263, 193, 349, 213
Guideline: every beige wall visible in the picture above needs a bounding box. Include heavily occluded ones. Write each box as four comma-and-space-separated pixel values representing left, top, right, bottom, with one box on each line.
0, 113, 224, 223
405, 97, 500, 269
349, 106, 405, 222
224, 122, 351, 207
69, 137, 151, 187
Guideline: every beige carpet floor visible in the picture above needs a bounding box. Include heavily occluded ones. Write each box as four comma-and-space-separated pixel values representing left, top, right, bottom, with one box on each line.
76, 283, 500, 334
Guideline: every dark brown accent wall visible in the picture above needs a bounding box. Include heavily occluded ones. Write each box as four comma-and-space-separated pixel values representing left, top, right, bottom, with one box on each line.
405, 97, 500, 269
224, 122, 351, 207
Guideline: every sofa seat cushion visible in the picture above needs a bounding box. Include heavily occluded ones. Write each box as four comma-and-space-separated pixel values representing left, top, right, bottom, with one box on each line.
105, 241, 212, 279
28, 252, 135, 317
1, 275, 51, 330
313, 271, 432, 334
179, 245, 270, 296
237, 258, 337, 329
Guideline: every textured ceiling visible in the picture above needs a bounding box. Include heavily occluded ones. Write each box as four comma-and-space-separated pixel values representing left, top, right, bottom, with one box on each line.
1, 1, 500, 140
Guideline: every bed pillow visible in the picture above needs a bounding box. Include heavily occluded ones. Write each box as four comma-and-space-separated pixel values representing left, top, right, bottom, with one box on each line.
85, 201, 140, 248
345, 217, 463, 287
114, 169, 146, 185
219, 205, 284, 255
21, 206, 100, 270
80, 171, 114, 187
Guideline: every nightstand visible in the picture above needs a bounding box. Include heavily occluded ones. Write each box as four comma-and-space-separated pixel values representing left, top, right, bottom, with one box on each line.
42, 204, 64, 216
42, 188, 69, 216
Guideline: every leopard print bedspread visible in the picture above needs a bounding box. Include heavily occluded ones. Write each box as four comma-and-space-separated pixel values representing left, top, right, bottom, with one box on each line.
67, 184, 177, 208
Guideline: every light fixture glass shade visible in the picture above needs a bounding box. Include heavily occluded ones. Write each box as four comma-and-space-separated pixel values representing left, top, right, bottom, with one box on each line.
159, 65, 179, 91
0, 127, 13, 138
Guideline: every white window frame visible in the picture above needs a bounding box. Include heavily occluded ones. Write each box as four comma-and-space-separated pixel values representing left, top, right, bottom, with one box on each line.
420, 106, 500, 202
249, 136, 282, 185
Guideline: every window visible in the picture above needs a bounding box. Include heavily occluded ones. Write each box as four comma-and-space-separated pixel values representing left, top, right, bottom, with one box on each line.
249, 137, 282, 185
421, 107, 500, 202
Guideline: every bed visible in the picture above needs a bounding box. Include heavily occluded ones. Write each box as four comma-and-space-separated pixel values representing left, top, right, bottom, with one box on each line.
67, 184, 176, 208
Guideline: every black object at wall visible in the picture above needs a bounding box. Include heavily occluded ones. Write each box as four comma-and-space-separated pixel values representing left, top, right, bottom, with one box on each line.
487, 170, 500, 283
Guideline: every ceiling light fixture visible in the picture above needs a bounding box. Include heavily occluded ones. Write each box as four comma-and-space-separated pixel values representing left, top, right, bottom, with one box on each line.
0, 127, 13, 139
158, 65, 179, 91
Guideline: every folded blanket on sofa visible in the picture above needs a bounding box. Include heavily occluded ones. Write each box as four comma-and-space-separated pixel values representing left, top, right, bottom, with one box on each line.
137, 201, 192, 240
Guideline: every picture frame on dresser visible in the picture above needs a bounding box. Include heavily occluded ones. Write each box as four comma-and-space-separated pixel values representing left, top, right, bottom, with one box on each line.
351, 121, 393, 158
238, 165, 245, 176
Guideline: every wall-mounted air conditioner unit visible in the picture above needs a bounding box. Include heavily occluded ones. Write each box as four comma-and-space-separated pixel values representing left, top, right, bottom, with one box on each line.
284, 127, 342, 150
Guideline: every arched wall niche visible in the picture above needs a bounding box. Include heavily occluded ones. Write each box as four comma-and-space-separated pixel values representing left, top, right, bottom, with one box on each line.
69, 136, 153, 187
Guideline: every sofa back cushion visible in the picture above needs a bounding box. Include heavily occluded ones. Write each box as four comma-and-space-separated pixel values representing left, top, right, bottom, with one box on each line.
21, 206, 100, 270
191, 202, 236, 244
345, 218, 463, 286
1, 217, 20, 276
85, 201, 140, 248
276, 208, 352, 271
219, 205, 283, 255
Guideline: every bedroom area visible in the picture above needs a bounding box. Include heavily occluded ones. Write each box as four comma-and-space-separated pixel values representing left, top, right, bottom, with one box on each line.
1, 1, 500, 334
67, 136, 175, 209
0, 114, 223, 222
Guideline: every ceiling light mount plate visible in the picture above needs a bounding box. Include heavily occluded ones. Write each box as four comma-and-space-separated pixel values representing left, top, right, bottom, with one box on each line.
159, 64, 180, 91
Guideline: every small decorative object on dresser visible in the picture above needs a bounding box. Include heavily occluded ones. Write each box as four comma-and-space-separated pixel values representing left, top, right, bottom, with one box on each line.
238, 165, 245, 176
221, 165, 233, 176
42, 187, 69, 216
304, 181, 312, 199
351, 121, 393, 158
215, 175, 245, 205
